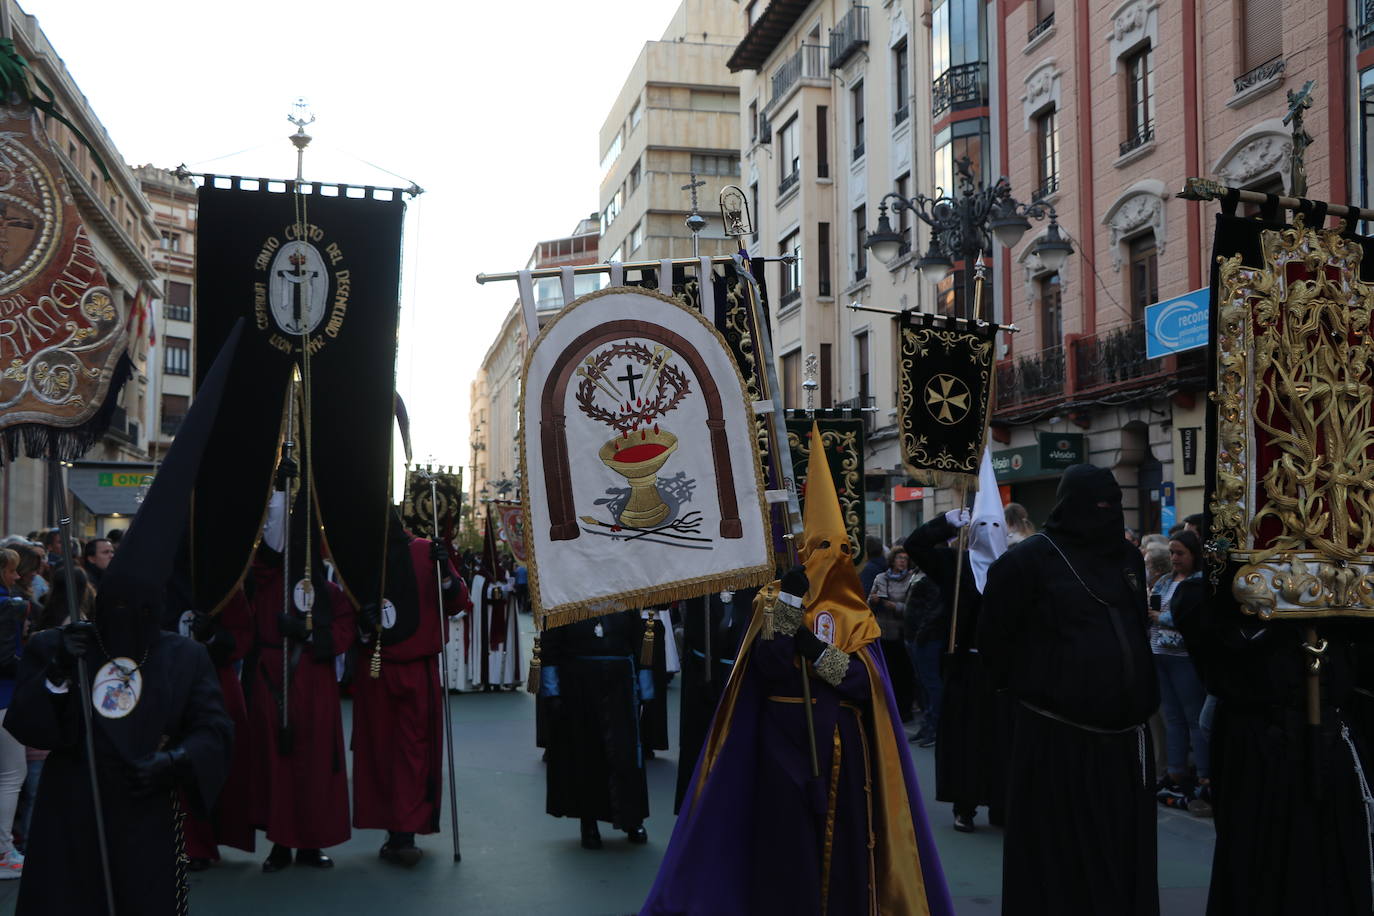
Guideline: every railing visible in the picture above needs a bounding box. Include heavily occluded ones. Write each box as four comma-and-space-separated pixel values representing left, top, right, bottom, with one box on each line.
780, 287, 802, 309
163, 304, 191, 322
771, 44, 829, 104
837, 394, 877, 431
830, 6, 869, 69
1032, 175, 1059, 202
894, 104, 909, 127
852, 139, 865, 161
1362, 0, 1374, 51
932, 62, 988, 119
996, 346, 1064, 409
779, 168, 800, 197
1028, 12, 1055, 43
161, 415, 185, 437
1119, 121, 1154, 157
1233, 57, 1285, 95
1072, 320, 1161, 391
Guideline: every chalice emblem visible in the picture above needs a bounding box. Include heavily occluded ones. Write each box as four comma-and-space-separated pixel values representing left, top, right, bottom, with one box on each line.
576, 341, 690, 528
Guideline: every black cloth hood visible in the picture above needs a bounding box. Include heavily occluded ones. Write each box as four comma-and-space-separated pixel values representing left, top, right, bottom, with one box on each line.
1045, 464, 1125, 551
382, 506, 421, 647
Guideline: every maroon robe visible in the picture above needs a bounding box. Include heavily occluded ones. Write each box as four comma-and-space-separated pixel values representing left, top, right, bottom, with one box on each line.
352, 538, 463, 832
246, 561, 355, 849
185, 589, 256, 858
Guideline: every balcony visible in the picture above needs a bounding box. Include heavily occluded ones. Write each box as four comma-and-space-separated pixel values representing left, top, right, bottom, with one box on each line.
779, 168, 800, 197
932, 62, 988, 119
1028, 12, 1054, 43
852, 139, 865, 161
894, 105, 909, 127
1119, 122, 1155, 158
779, 287, 801, 309
771, 44, 829, 106
996, 346, 1065, 410
1032, 175, 1059, 202
1233, 57, 1285, 95
1071, 320, 1162, 392
105, 406, 139, 447
830, 6, 869, 69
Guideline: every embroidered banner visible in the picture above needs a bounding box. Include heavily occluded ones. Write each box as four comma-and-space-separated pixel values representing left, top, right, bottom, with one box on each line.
785, 412, 865, 560
492, 499, 528, 564
0, 102, 129, 461
1207, 213, 1374, 620
521, 286, 773, 626
898, 312, 996, 479
401, 465, 462, 543
192, 181, 404, 614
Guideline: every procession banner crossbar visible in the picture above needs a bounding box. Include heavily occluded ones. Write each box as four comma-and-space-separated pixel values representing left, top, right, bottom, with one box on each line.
1177, 177, 1374, 222
846, 302, 1020, 334
476, 254, 797, 285
186, 172, 417, 200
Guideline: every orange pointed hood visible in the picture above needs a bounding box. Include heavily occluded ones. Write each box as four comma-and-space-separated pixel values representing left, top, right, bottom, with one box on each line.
799, 421, 880, 654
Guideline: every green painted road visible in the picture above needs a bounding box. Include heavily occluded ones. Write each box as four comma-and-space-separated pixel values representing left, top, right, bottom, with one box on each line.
0, 623, 1217, 914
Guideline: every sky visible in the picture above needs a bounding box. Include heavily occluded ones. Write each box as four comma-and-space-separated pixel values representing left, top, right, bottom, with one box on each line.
21, 0, 688, 480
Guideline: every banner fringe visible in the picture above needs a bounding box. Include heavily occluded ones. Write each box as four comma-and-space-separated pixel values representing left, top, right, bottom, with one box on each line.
1, 353, 132, 465
536, 564, 775, 632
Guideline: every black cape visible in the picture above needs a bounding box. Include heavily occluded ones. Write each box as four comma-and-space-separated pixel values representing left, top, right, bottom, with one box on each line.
7, 630, 231, 915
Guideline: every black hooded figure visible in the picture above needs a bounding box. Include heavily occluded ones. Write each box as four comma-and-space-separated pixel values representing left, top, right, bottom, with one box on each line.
5, 324, 240, 914
979, 464, 1160, 916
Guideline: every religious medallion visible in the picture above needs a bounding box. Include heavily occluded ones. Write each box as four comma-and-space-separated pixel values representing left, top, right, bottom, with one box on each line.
92, 657, 142, 719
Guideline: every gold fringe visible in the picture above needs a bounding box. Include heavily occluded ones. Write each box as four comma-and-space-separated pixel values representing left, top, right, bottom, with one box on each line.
525, 634, 542, 695
638, 616, 655, 667
535, 564, 775, 632
368, 637, 382, 679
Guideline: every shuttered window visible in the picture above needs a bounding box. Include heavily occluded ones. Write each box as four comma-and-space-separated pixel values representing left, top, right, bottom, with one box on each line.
1243, 0, 1282, 73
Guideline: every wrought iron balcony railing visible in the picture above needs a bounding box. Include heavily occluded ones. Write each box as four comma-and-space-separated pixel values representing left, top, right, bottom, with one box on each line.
830, 6, 869, 69
836, 394, 877, 431
1072, 320, 1161, 391
771, 44, 829, 104
932, 62, 988, 119
1028, 12, 1054, 43
1032, 175, 1059, 202
779, 287, 801, 309
779, 168, 800, 197
1233, 57, 1285, 95
996, 346, 1065, 409
1119, 122, 1155, 157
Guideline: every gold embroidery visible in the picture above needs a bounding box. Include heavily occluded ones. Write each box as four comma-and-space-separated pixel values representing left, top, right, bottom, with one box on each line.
821, 725, 843, 916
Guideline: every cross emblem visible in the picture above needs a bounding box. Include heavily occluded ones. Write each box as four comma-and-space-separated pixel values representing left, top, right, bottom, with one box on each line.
277, 246, 318, 329
618, 363, 645, 401
681, 173, 706, 213
924, 373, 971, 425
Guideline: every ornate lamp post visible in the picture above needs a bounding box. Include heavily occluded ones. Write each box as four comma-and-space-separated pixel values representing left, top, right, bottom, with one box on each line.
865, 155, 1072, 321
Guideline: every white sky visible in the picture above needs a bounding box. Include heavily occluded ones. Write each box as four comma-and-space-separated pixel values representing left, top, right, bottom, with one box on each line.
22, 0, 687, 479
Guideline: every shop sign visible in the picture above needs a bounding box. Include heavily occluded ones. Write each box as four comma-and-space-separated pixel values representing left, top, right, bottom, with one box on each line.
1037, 432, 1084, 469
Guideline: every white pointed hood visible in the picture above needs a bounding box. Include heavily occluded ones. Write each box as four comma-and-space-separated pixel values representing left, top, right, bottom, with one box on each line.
969, 446, 1008, 593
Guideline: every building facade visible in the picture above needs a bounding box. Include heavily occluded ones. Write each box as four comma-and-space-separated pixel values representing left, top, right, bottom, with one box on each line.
994, 0, 1339, 533
730, 0, 936, 544
598, 0, 746, 262
1, 3, 160, 537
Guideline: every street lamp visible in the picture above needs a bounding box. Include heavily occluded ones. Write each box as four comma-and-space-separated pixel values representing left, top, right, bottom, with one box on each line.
865, 155, 1073, 321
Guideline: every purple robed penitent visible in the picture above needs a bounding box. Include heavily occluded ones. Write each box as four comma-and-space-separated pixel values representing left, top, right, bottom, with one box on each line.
641, 638, 954, 916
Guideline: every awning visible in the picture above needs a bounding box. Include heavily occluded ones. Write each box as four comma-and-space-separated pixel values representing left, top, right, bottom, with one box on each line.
67, 463, 156, 517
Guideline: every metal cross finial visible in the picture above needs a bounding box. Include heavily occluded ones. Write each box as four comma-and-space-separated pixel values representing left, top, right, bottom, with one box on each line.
682, 173, 707, 211
1284, 80, 1315, 198
803, 352, 819, 418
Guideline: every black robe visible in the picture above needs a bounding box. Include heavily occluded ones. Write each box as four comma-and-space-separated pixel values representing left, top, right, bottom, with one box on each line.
673, 591, 752, 812
639, 611, 670, 753
543, 611, 649, 827
906, 516, 1008, 816
980, 531, 1159, 916
7, 629, 232, 915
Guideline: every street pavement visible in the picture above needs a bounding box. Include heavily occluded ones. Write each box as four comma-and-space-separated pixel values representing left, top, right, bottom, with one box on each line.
0, 619, 1217, 914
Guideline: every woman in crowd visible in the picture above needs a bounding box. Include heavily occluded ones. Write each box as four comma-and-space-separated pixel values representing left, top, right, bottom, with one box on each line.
868, 547, 919, 722
1148, 530, 1209, 815
0, 548, 27, 878
1003, 503, 1035, 546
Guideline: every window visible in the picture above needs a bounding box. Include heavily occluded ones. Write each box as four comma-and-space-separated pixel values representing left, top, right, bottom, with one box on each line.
1124, 46, 1154, 148
779, 230, 801, 305
1036, 108, 1059, 197
691, 154, 740, 176
854, 205, 868, 281
1039, 273, 1062, 349
161, 394, 188, 436
629, 98, 642, 130
628, 159, 641, 193
893, 39, 910, 125
778, 117, 800, 194
750, 182, 760, 242
1035, 0, 1054, 28
851, 81, 866, 160
1128, 233, 1158, 322
164, 337, 191, 376
895, 174, 912, 255
629, 222, 644, 254
689, 90, 735, 112
782, 350, 801, 409
820, 342, 833, 408
164, 281, 191, 322
937, 269, 968, 318
1242, 0, 1282, 73
603, 187, 624, 227
933, 0, 987, 76
600, 130, 622, 176
855, 331, 871, 406
160, 231, 180, 251
818, 222, 832, 296
934, 119, 988, 193
749, 99, 759, 143
816, 106, 829, 179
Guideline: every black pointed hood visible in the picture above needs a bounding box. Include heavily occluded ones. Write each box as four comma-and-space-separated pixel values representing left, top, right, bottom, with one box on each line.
96, 319, 244, 658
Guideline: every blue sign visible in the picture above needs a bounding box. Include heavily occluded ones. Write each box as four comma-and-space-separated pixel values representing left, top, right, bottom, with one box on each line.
1144, 288, 1210, 358
1159, 481, 1176, 533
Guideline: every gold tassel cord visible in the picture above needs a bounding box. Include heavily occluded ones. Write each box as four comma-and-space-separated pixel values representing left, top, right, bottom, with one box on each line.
525, 634, 542, 695
640, 616, 656, 667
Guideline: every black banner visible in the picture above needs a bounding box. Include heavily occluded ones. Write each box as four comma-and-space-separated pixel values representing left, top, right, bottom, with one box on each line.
784, 412, 865, 559
401, 465, 462, 543
897, 312, 996, 478
1180, 427, 1199, 476
192, 182, 403, 613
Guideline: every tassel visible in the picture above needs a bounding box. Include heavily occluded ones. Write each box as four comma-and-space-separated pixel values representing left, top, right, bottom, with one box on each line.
525, 634, 542, 695
640, 617, 656, 667
369, 638, 382, 679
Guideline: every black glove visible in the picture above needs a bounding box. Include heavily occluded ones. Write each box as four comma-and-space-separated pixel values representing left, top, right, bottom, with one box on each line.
189, 610, 215, 642
129, 746, 189, 797
779, 566, 809, 601
794, 626, 827, 663
278, 612, 309, 642
359, 602, 382, 633
52, 620, 97, 682
274, 456, 299, 490
205, 628, 236, 668
430, 541, 449, 565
